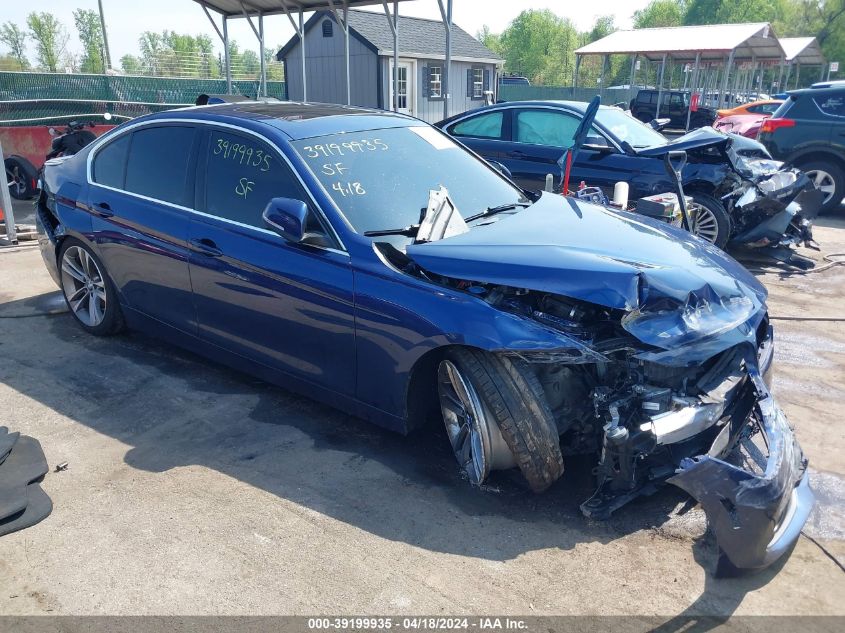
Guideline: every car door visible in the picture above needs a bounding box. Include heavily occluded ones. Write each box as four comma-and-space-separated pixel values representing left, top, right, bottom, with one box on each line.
187, 126, 355, 396
502, 107, 584, 190
88, 123, 199, 333
444, 109, 509, 163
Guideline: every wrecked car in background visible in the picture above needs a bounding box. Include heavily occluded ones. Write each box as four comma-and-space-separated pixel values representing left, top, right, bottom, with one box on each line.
35, 102, 812, 575
436, 101, 822, 260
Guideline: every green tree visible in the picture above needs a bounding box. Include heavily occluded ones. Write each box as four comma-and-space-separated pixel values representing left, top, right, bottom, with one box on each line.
73, 9, 105, 73
26, 12, 69, 72
0, 22, 29, 70
496, 9, 579, 84
120, 53, 143, 74
633, 1, 685, 28
683, 0, 788, 25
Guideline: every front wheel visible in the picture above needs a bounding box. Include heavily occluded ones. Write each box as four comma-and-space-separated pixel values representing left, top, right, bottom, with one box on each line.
58, 238, 124, 335
437, 348, 564, 492
688, 192, 731, 249
4, 156, 38, 200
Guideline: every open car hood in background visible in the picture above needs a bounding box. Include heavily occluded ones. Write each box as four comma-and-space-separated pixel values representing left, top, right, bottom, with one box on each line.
635, 126, 730, 157
405, 193, 767, 358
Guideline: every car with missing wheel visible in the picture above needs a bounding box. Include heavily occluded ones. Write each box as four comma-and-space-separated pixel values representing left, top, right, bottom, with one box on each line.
436, 100, 821, 254
35, 101, 812, 575
758, 84, 845, 213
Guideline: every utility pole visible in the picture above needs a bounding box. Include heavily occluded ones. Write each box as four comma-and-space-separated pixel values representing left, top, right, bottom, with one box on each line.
98, 0, 112, 70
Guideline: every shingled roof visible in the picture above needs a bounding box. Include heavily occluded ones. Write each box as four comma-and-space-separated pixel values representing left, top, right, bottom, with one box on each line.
277, 9, 502, 63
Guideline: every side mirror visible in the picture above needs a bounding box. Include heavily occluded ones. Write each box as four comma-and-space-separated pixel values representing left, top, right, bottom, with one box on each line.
262, 197, 331, 248
48, 127, 56, 137
583, 136, 615, 152
487, 160, 513, 179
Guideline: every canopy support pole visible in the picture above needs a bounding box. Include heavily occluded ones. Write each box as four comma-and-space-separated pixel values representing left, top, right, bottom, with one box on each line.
382, 1, 399, 111
796, 63, 801, 89
200, 3, 232, 92
685, 52, 701, 132
259, 13, 266, 96
718, 50, 734, 111
599, 54, 607, 102
329, 0, 351, 105
655, 53, 667, 118
437, 0, 453, 121
239, 3, 266, 96
280, 1, 307, 101
777, 57, 785, 93
629, 54, 637, 91
573, 55, 581, 91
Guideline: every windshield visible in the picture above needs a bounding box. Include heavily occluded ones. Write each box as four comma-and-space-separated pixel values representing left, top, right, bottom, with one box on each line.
292, 126, 524, 235
594, 108, 667, 149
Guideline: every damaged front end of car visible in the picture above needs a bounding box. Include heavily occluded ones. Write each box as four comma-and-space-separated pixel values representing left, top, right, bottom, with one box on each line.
724, 156, 824, 267
397, 193, 814, 574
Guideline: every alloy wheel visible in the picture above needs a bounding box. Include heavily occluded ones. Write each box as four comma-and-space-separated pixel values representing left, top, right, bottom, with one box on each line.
437, 360, 494, 485
804, 169, 836, 205
60, 246, 107, 327
689, 202, 720, 244
5, 167, 25, 198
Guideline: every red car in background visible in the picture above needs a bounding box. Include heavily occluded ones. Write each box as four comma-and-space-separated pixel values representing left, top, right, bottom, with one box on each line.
713, 113, 768, 139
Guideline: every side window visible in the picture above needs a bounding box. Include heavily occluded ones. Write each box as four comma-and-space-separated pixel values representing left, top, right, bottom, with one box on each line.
125, 126, 196, 206
515, 109, 580, 148
814, 95, 845, 117
669, 94, 683, 106
92, 133, 130, 189
648, 92, 657, 104
205, 130, 309, 229
761, 103, 780, 114
449, 112, 503, 140
746, 104, 764, 114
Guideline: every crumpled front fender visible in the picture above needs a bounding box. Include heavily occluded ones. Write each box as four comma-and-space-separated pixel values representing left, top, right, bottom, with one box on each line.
667, 366, 814, 575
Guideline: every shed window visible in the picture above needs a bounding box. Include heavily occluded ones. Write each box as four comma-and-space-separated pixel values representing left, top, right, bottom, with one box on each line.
322, 20, 333, 37
472, 67, 484, 98
429, 65, 442, 98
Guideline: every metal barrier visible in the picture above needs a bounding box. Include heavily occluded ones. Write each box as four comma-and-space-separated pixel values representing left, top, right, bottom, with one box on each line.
498, 84, 638, 106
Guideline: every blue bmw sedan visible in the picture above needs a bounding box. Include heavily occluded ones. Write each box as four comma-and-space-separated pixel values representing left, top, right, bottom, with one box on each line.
35, 101, 811, 574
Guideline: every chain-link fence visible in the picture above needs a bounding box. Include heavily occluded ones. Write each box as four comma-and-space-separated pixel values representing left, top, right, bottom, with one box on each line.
0, 72, 287, 126
499, 84, 638, 106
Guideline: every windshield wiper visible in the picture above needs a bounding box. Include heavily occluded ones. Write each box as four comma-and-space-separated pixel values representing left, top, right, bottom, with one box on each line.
364, 224, 420, 238
464, 201, 531, 223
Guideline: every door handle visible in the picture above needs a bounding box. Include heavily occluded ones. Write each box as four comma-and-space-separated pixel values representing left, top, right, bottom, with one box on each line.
92, 201, 113, 218
189, 238, 223, 257
508, 150, 528, 158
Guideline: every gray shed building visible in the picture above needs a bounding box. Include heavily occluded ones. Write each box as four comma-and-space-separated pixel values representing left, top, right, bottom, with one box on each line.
276, 9, 503, 123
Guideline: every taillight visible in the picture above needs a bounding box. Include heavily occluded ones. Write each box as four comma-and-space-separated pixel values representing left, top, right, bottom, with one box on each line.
760, 118, 795, 133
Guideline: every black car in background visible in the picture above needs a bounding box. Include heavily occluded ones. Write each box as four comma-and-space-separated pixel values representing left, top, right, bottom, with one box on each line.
758, 85, 845, 212
630, 89, 717, 129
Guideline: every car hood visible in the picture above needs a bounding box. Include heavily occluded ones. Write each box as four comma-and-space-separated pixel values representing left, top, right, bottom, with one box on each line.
405, 193, 767, 355
636, 126, 729, 156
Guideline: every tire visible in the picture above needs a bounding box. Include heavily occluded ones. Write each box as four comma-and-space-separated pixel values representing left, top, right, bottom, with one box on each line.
688, 191, 731, 249
58, 238, 125, 336
797, 159, 844, 214
4, 156, 38, 200
438, 348, 564, 492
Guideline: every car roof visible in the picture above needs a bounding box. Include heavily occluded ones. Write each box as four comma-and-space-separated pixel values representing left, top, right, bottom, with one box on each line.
789, 85, 845, 97
141, 100, 419, 141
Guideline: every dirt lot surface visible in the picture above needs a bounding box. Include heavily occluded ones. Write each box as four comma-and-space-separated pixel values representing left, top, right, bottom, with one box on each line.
0, 198, 844, 616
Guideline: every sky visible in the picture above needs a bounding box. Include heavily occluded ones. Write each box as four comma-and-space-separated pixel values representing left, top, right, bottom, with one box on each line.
5, 1, 654, 65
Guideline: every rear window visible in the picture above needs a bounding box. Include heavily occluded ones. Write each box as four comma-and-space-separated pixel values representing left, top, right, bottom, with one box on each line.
770, 98, 794, 119
125, 126, 196, 206
813, 94, 845, 117
92, 133, 130, 189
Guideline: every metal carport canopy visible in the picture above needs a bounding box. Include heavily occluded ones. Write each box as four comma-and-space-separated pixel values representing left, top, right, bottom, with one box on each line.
193, 1, 455, 118
780, 37, 825, 65
574, 22, 785, 62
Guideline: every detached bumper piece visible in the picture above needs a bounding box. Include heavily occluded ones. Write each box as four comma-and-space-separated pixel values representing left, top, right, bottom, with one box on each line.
0, 426, 53, 537
667, 368, 813, 576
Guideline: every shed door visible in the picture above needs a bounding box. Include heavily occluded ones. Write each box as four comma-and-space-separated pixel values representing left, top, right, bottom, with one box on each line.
390, 60, 414, 116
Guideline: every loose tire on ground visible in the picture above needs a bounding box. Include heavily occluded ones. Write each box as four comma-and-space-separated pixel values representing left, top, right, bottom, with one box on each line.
4, 156, 38, 200
58, 238, 125, 336
443, 348, 564, 492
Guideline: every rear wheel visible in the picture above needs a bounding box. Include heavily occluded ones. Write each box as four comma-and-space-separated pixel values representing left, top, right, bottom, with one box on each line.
688, 192, 731, 249
798, 159, 844, 213
437, 348, 564, 492
58, 238, 124, 336
4, 156, 38, 200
